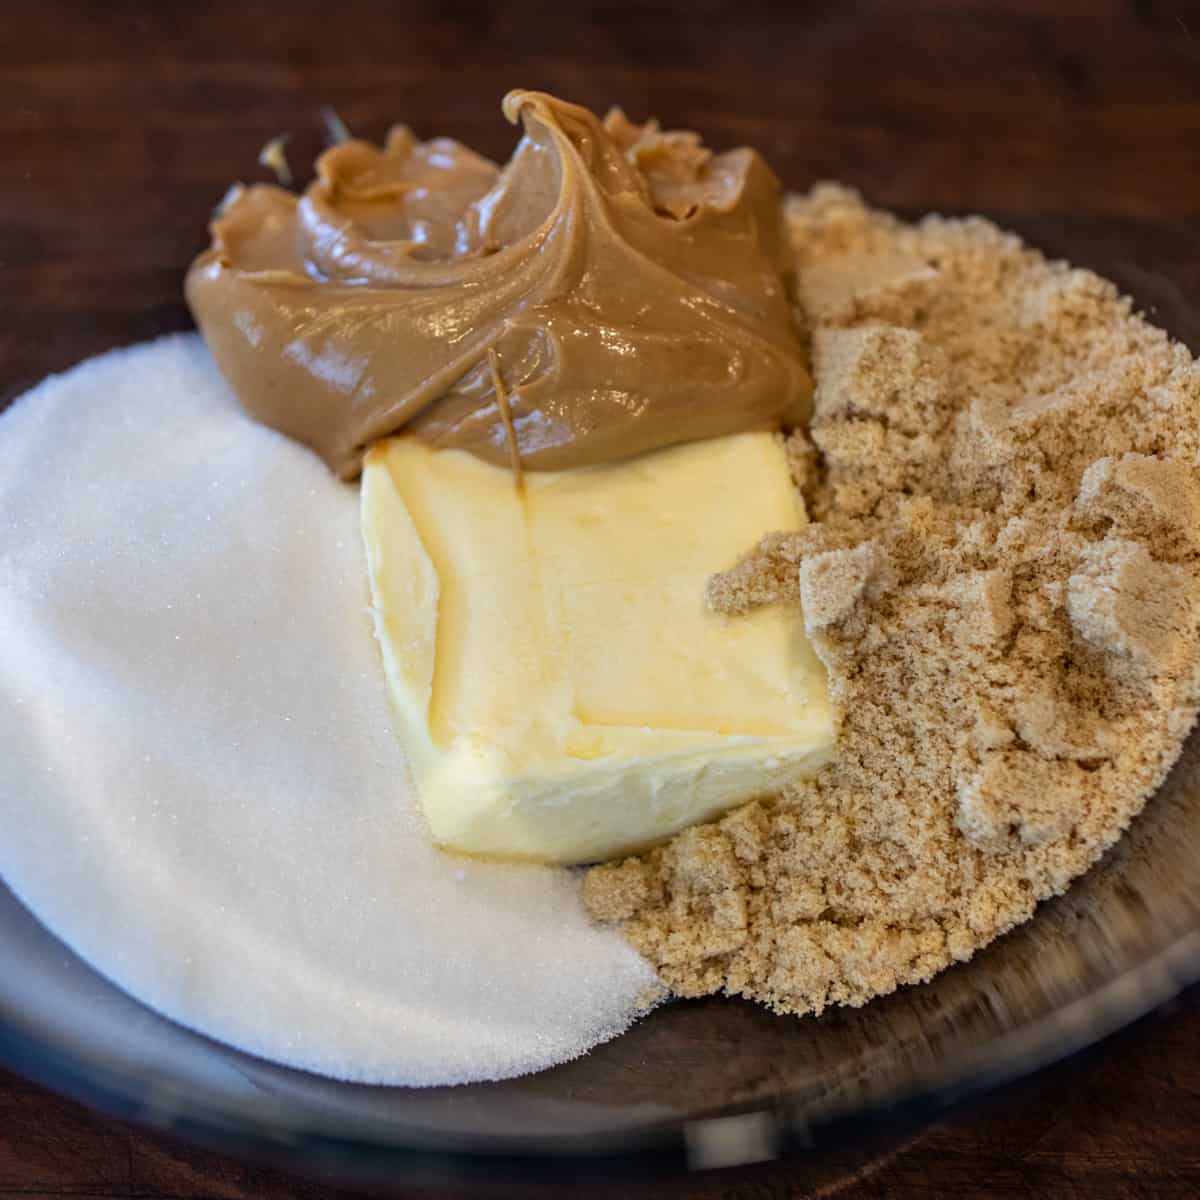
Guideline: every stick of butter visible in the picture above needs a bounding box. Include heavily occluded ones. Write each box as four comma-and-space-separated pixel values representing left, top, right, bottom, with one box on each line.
361, 432, 836, 865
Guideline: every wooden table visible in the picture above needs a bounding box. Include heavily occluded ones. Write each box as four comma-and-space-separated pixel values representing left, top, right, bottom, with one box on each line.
3, 2, 1199, 1195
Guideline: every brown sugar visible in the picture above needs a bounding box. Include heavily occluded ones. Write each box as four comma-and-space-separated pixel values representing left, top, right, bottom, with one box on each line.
583, 186, 1200, 1017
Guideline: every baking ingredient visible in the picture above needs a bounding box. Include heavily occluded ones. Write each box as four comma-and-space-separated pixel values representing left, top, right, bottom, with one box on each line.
7, 184, 1195, 1084
0, 335, 659, 1085
186, 91, 812, 479
585, 186, 1200, 1016
362, 432, 836, 864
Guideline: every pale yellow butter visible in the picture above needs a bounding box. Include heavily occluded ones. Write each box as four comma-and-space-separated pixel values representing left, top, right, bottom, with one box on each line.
361, 432, 836, 865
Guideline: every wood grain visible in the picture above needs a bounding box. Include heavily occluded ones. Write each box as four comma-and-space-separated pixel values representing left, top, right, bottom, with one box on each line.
2, 1, 1200, 1195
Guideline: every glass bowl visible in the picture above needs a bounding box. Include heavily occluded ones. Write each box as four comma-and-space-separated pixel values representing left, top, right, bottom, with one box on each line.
2, 717, 1199, 1190
3, 200, 1199, 1194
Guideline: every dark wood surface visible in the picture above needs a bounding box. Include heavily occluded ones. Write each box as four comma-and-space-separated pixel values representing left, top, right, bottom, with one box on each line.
3, 1, 1200, 1195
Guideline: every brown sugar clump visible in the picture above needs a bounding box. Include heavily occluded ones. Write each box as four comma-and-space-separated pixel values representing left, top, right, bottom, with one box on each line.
1074, 454, 1200, 560
1066, 539, 1195, 680
585, 185, 1200, 1017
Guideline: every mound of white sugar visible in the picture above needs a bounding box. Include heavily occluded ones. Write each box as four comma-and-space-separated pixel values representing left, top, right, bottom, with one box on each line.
0, 334, 659, 1086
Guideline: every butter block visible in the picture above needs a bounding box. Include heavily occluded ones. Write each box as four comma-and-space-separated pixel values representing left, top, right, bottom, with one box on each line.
361, 432, 837, 864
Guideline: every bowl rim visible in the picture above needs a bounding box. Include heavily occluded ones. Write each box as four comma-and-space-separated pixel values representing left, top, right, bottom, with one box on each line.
2, 919, 1197, 1187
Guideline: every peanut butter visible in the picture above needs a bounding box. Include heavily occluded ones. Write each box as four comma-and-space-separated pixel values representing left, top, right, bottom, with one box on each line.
186, 91, 813, 478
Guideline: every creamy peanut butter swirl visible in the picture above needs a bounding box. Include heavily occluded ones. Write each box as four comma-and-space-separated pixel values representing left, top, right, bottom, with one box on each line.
186, 91, 813, 477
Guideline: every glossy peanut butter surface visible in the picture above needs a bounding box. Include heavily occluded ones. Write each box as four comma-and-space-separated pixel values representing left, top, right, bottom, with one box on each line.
186, 91, 812, 477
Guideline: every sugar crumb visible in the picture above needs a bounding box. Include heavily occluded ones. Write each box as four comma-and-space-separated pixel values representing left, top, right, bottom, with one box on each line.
586, 186, 1200, 1017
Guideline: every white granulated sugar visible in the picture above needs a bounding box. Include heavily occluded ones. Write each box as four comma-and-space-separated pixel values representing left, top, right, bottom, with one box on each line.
0, 334, 658, 1086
